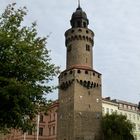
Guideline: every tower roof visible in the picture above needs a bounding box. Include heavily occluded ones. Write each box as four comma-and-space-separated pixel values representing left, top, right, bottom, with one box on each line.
71, 6, 87, 20
70, 3, 89, 28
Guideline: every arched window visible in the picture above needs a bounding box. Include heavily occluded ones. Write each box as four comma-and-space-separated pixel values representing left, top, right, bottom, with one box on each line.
83, 22, 86, 27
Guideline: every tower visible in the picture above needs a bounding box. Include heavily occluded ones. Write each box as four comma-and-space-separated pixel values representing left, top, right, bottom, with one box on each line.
57, 4, 102, 140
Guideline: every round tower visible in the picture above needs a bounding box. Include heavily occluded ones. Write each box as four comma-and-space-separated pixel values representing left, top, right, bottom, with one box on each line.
65, 6, 94, 70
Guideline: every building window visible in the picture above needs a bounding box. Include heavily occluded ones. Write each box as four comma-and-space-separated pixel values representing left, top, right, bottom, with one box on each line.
50, 114, 51, 121
106, 108, 109, 114
133, 114, 135, 120
40, 115, 43, 123
129, 114, 131, 120
137, 116, 139, 121
28, 130, 32, 135
39, 127, 43, 136
53, 126, 55, 135
134, 123, 136, 130
49, 127, 51, 136
119, 104, 122, 108
53, 113, 55, 120
102, 107, 105, 114
138, 124, 140, 130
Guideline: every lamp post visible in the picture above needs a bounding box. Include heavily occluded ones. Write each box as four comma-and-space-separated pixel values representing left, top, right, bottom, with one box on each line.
23, 133, 26, 140
36, 114, 40, 140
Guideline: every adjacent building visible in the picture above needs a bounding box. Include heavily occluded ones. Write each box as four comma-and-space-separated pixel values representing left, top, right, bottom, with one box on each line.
103, 97, 140, 140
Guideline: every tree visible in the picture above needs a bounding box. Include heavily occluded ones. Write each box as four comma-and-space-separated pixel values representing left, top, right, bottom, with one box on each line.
102, 113, 134, 140
0, 3, 59, 133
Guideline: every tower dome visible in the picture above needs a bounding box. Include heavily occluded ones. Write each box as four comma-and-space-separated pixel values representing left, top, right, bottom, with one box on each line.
70, 6, 89, 28
72, 7, 87, 19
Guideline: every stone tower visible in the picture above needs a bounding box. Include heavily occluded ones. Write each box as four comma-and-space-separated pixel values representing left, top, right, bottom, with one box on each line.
57, 4, 102, 140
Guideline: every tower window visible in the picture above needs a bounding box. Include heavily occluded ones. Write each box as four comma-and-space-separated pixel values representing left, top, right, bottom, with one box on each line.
86, 36, 89, 41
86, 44, 90, 51
83, 36, 86, 40
78, 29, 82, 32
86, 30, 89, 34
77, 70, 81, 73
85, 71, 88, 74
86, 58, 88, 63
71, 30, 74, 33
70, 71, 73, 74
89, 104, 91, 108
77, 21, 81, 27
75, 35, 78, 40
83, 22, 86, 27
67, 45, 72, 52
64, 73, 67, 76
71, 36, 75, 41
79, 35, 82, 40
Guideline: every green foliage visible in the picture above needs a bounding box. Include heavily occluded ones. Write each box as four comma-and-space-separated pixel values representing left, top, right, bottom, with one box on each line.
0, 3, 59, 133
102, 113, 134, 140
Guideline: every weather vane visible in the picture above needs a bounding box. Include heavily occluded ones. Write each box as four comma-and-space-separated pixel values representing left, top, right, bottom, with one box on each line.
78, 0, 81, 8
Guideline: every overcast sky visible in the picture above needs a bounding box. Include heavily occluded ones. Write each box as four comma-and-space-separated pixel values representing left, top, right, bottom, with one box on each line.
1, 0, 140, 103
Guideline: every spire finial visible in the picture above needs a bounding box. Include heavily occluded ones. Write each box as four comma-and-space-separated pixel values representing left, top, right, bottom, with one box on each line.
78, 0, 81, 8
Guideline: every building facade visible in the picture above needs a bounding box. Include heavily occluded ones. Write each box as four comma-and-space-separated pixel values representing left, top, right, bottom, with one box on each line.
57, 4, 102, 140
2, 98, 140, 140
102, 97, 140, 140
1, 101, 58, 140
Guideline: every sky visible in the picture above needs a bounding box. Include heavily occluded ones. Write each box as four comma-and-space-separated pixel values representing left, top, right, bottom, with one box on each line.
0, 0, 140, 104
